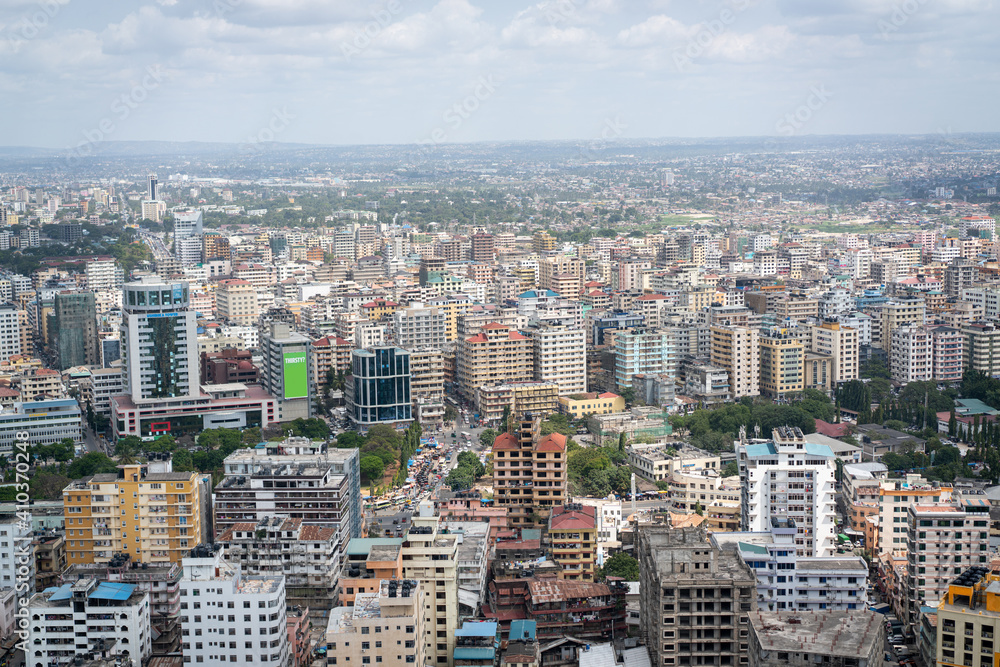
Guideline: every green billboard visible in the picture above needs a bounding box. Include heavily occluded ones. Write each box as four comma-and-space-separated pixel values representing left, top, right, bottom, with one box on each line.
283, 351, 308, 399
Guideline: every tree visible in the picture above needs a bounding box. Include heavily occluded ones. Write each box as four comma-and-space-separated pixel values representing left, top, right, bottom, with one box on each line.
618, 433, 627, 453
337, 432, 365, 449
66, 452, 118, 478
479, 429, 499, 450
694, 501, 704, 516
445, 466, 474, 491
721, 461, 739, 478
597, 552, 639, 582
501, 405, 511, 432
115, 435, 142, 459
360, 455, 386, 483
457, 451, 485, 478
619, 387, 636, 406
444, 405, 459, 423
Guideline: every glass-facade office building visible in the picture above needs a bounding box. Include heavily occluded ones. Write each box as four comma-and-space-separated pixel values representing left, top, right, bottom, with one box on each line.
348, 347, 413, 431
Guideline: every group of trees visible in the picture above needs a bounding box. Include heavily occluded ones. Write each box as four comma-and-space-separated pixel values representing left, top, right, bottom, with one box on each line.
669, 391, 836, 454
338, 422, 422, 488
567, 441, 632, 497
445, 451, 487, 491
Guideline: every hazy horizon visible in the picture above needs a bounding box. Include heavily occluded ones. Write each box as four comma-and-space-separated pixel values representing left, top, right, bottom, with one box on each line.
2, 0, 997, 152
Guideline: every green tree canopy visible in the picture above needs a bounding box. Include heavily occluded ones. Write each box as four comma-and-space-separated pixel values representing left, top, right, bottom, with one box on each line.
360, 455, 386, 482
598, 552, 639, 581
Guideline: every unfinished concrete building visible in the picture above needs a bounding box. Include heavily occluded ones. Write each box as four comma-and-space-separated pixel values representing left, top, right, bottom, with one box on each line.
747, 610, 885, 667
638, 525, 757, 667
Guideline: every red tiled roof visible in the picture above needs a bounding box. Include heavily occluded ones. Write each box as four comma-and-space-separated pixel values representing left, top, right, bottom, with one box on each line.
536, 432, 566, 452
508, 332, 528, 341
493, 432, 519, 451
482, 322, 508, 330
597, 392, 620, 399
814, 419, 851, 438
466, 334, 488, 343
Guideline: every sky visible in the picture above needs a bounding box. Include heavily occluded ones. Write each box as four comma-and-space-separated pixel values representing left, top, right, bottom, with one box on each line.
0, 0, 997, 150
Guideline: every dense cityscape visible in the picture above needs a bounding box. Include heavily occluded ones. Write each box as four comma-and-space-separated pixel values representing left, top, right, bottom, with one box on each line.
0, 134, 996, 667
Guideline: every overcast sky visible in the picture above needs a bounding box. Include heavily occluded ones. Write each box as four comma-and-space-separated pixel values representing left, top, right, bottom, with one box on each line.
0, 0, 996, 149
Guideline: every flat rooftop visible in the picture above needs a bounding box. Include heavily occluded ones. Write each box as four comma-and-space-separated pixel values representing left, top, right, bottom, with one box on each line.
750, 610, 883, 658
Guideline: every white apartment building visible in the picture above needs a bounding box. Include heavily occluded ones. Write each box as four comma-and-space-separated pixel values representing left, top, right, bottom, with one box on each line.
752, 234, 775, 251
737, 426, 837, 558
0, 304, 23, 363
393, 304, 447, 349
960, 286, 1000, 320
0, 514, 34, 598
710, 325, 760, 399
85, 258, 124, 292
530, 325, 587, 395
879, 297, 926, 350
878, 475, 952, 556
890, 325, 932, 383
714, 527, 869, 612
180, 544, 289, 667
844, 248, 873, 280
27, 577, 152, 666
839, 312, 873, 346
81, 367, 125, 416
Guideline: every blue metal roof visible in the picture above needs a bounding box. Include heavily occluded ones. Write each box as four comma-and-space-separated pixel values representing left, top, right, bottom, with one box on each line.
91, 582, 136, 601
455, 621, 497, 637
45, 584, 72, 601
509, 620, 536, 641
744, 443, 777, 457
803, 443, 834, 458
453, 648, 495, 660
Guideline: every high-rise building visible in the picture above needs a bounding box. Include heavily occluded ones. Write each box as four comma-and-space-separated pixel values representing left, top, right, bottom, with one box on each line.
121, 278, 200, 405
614, 329, 673, 391
529, 324, 587, 395
214, 438, 362, 543
879, 297, 925, 350
737, 427, 837, 557
85, 257, 124, 292
712, 523, 869, 613
491, 418, 568, 527
62, 458, 206, 566
890, 325, 933, 383
548, 503, 598, 581
902, 497, 991, 627
393, 304, 447, 349
538, 255, 585, 296
180, 544, 290, 667
261, 322, 313, 422
399, 513, 460, 667
758, 328, 803, 399
935, 567, 1000, 667
53, 291, 99, 370
217, 515, 342, 615
148, 173, 158, 200
347, 346, 413, 432
215, 278, 259, 325
711, 325, 760, 399
470, 232, 495, 263
808, 320, 859, 385
638, 525, 757, 667
27, 577, 153, 666
324, 580, 427, 667
0, 303, 23, 362
456, 323, 533, 405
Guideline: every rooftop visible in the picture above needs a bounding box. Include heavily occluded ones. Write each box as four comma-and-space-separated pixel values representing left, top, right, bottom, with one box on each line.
749, 610, 883, 659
